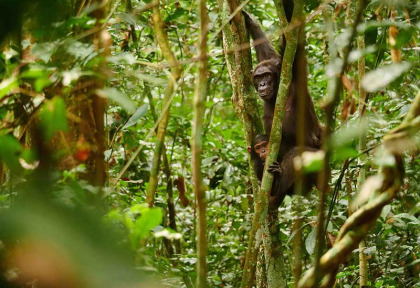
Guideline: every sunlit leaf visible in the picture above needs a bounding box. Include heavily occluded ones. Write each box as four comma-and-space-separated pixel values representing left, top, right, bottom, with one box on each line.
133, 208, 163, 242
154, 229, 182, 240
21, 67, 53, 92
294, 150, 324, 173
305, 227, 316, 255
62, 68, 88, 86
108, 53, 138, 65
351, 175, 384, 210
96, 87, 136, 113
131, 72, 167, 86
123, 104, 149, 129
0, 77, 18, 99
31, 42, 56, 63
362, 62, 411, 92
393, 213, 420, 225
65, 40, 96, 61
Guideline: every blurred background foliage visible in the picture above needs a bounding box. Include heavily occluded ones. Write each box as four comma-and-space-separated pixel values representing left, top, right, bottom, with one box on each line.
0, 0, 419, 287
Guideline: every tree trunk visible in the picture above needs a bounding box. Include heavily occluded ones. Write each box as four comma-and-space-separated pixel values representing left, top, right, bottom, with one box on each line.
216, 1, 263, 285
192, 0, 209, 286
146, 0, 182, 207
356, 3, 368, 284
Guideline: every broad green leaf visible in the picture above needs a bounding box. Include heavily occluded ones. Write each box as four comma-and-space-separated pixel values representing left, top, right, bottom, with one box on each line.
393, 213, 420, 225
65, 40, 96, 61
119, 12, 137, 26
331, 146, 358, 162
31, 42, 56, 63
0, 77, 18, 99
154, 229, 182, 240
380, 205, 391, 220
305, 226, 316, 255
38, 97, 69, 140
62, 68, 87, 86
20, 67, 53, 92
294, 150, 324, 173
133, 208, 163, 242
108, 53, 137, 65
362, 62, 411, 92
96, 88, 135, 113
0, 134, 23, 172
165, 8, 186, 22
329, 119, 367, 148
131, 72, 167, 86
123, 104, 149, 129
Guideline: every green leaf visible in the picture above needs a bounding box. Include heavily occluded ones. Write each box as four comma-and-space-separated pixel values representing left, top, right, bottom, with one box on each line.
154, 229, 182, 240
165, 8, 186, 22
31, 42, 56, 63
0, 77, 18, 99
96, 88, 136, 113
38, 97, 69, 140
65, 40, 96, 61
131, 72, 167, 86
305, 227, 316, 255
331, 146, 358, 162
123, 104, 149, 129
119, 12, 137, 26
133, 208, 163, 242
0, 134, 23, 172
20, 66, 53, 92
301, 150, 324, 173
393, 213, 420, 225
362, 62, 411, 92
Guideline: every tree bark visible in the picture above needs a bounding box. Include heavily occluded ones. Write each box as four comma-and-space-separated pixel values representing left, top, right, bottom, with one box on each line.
216, 1, 263, 285
192, 0, 209, 286
85, 0, 111, 187
146, 0, 182, 207
356, 3, 368, 285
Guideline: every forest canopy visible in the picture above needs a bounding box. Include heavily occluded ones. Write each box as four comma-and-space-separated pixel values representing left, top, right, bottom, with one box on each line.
0, 0, 419, 287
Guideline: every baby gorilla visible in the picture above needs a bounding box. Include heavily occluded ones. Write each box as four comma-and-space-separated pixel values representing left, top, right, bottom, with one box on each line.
248, 134, 318, 208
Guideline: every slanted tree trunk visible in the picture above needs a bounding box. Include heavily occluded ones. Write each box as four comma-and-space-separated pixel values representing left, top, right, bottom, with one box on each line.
146, 0, 182, 207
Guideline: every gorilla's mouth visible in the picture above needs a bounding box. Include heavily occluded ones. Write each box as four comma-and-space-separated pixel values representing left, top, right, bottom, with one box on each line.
259, 91, 271, 98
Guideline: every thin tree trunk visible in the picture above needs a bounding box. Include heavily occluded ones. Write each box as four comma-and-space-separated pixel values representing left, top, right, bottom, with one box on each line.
389, 7, 401, 63
192, 0, 209, 286
216, 1, 263, 285
292, 1, 308, 283
356, 3, 368, 284
313, 1, 366, 284
88, 0, 110, 187
146, 86, 181, 255
258, 1, 304, 287
146, 0, 182, 207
